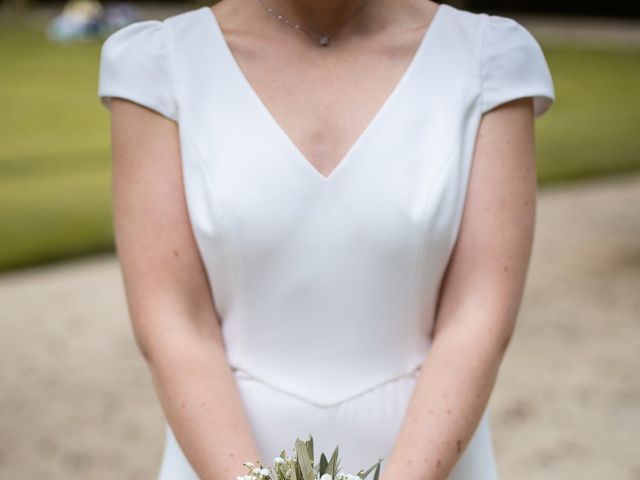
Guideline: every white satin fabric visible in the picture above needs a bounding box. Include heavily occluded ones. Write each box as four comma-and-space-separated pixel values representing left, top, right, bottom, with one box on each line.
98, 3, 554, 478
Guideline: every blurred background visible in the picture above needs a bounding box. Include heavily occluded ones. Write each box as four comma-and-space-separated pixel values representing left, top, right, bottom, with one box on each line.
1, 0, 639, 478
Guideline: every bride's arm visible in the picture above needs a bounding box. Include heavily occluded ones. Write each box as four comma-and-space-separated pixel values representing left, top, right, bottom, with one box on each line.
110, 99, 262, 480
381, 97, 537, 480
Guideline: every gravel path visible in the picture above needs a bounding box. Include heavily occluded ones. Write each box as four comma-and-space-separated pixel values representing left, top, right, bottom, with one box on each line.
1, 173, 639, 479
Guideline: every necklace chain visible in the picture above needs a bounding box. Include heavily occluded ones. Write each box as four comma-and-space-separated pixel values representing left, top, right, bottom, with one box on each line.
256, 0, 371, 46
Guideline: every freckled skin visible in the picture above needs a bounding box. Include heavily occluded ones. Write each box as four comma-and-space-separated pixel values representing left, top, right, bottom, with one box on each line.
173, 249, 179, 257
436, 459, 441, 469
369, 86, 536, 480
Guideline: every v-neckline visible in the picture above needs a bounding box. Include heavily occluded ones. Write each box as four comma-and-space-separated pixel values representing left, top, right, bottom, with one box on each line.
202, 3, 447, 183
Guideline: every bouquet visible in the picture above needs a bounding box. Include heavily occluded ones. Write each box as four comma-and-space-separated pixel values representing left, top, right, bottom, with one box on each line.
236, 435, 383, 480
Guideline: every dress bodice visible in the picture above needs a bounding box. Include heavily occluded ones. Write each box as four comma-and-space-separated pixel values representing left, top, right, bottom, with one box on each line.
98, 4, 555, 407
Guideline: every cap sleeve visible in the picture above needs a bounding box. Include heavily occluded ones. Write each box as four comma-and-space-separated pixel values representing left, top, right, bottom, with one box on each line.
98, 20, 178, 121
480, 15, 555, 118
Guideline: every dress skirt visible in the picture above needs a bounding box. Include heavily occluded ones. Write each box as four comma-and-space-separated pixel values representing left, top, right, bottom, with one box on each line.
156, 367, 500, 479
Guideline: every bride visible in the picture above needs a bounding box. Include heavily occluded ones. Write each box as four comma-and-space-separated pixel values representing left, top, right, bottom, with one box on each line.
98, 0, 555, 478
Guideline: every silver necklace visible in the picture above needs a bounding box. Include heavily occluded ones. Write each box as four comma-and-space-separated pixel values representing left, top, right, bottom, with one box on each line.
256, 0, 371, 47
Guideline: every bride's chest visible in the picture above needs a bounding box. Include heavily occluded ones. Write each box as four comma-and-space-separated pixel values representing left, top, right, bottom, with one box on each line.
177, 91, 464, 273
170, 10, 483, 268
205, 37, 432, 180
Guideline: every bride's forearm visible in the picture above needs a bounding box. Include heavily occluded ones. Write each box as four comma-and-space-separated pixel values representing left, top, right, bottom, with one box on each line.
381, 312, 510, 480
145, 331, 262, 480
379, 96, 537, 480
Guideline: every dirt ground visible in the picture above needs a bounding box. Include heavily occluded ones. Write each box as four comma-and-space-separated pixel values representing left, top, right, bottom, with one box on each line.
1, 172, 638, 479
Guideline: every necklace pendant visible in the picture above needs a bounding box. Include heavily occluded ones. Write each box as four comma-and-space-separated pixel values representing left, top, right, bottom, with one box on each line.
319, 35, 330, 47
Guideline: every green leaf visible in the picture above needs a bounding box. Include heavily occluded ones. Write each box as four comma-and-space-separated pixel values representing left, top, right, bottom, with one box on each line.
372, 460, 382, 480
295, 438, 314, 480
295, 459, 305, 480
326, 445, 339, 478
319, 453, 328, 476
359, 458, 384, 480
306, 434, 314, 465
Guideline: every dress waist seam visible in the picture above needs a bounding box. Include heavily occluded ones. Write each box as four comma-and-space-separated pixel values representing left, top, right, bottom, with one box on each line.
230, 364, 423, 408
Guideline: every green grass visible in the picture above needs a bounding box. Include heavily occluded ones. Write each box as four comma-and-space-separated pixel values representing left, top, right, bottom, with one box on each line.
0, 20, 113, 271
535, 42, 640, 183
1, 18, 639, 272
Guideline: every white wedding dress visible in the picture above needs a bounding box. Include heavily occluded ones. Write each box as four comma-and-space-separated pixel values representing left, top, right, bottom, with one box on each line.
98, 3, 555, 478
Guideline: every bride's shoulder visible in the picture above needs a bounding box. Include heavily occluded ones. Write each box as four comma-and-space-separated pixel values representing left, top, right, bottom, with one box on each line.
98, 6, 203, 57
98, 17, 178, 120
438, 4, 555, 117
434, 3, 539, 48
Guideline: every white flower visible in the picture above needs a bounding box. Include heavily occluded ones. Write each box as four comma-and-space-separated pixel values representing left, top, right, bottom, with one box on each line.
274, 457, 285, 464
261, 468, 271, 476
243, 462, 255, 469
252, 467, 262, 475
337, 473, 360, 480
236, 476, 244, 480
320, 474, 332, 480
